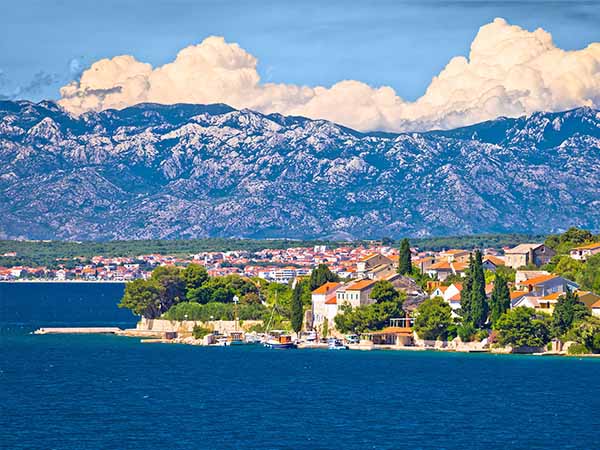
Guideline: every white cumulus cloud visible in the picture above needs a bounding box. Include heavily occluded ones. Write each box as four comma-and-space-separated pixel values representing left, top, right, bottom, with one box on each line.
58, 18, 600, 132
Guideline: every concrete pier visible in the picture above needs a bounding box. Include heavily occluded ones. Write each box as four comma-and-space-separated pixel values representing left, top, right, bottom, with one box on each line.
34, 327, 123, 335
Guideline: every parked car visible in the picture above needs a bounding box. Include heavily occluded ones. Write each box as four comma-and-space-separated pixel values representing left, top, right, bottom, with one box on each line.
345, 334, 359, 344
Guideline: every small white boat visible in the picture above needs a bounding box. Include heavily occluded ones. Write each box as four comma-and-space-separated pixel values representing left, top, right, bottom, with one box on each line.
215, 336, 229, 346
244, 333, 262, 344
328, 338, 348, 350
302, 331, 317, 343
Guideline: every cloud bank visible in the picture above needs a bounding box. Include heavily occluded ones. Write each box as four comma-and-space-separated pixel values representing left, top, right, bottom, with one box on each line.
58, 18, 600, 132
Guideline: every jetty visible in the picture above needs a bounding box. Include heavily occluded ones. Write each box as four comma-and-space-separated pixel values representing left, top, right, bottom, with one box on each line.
34, 327, 123, 335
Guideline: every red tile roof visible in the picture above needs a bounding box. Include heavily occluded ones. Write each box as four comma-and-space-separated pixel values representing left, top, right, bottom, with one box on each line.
312, 282, 341, 295
518, 274, 558, 286
572, 242, 600, 251
346, 279, 376, 291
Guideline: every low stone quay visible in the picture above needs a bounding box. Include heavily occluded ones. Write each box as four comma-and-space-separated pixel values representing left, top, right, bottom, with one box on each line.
34, 327, 123, 335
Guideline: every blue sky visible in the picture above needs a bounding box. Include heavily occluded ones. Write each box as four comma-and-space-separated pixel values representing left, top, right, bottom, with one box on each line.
1, 0, 598, 103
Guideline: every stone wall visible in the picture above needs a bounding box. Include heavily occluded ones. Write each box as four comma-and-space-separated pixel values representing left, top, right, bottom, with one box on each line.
137, 318, 262, 334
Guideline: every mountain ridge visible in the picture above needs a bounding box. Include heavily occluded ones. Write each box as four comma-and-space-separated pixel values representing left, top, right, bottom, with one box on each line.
1, 100, 599, 240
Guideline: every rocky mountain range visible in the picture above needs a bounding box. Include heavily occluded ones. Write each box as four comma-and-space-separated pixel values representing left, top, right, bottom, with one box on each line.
0, 100, 599, 240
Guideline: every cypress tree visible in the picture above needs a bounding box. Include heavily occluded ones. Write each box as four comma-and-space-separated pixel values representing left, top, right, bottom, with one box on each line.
309, 264, 339, 290
291, 282, 304, 335
459, 254, 474, 324
322, 320, 329, 338
489, 275, 510, 326
398, 238, 412, 275
470, 250, 489, 328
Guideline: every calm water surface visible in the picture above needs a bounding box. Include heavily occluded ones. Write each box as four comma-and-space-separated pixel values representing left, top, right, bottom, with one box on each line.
1, 283, 599, 450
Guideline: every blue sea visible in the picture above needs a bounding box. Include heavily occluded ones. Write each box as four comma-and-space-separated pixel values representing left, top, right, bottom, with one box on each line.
1, 283, 599, 450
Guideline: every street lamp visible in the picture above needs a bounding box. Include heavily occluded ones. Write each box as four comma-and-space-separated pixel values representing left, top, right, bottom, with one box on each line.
233, 295, 239, 331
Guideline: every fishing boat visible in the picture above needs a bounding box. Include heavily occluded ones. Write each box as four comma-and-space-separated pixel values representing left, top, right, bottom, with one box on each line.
327, 338, 348, 350
261, 291, 297, 349
263, 330, 297, 349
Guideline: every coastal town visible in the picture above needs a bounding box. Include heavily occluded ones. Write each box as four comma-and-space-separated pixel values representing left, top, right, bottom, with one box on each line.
6, 240, 599, 285
29, 229, 600, 355
0, 244, 392, 282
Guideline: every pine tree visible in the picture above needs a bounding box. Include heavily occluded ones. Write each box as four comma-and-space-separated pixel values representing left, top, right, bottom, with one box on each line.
398, 238, 412, 275
552, 289, 590, 338
489, 275, 510, 326
291, 281, 304, 335
459, 254, 474, 324
470, 250, 489, 328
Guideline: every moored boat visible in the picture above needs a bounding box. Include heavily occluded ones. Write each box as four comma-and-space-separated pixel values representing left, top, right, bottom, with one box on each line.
215, 336, 229, 346
228, 331, 245, 345
264, 330, 297, 349
244, 332, 262, 344
328, 338, 348, 350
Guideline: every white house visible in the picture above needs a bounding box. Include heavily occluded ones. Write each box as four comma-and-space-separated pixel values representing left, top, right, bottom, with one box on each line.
311, 282, 342, 330
335, 279, 377, 308
569, 242, 600, 261
431, 282, 493, 315
592, 300, 600, 318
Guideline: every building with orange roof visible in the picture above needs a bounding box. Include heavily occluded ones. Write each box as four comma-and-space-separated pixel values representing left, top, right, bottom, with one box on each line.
412, 256, 438, 273
574, 291, 600, 310
430, 285, 449, 298
510, 290, 529, 302
569, 242, 600, 261
335, 279, 377, 309
426, 260, 469, 282
592, 299, 600, 317
439, 249, 471, 263
515, 274, 579, 298
515, 274, 577, 296
482, 255, 505, 271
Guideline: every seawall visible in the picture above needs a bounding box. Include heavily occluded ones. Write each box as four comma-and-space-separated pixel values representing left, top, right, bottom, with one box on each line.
136, 318, 262, 335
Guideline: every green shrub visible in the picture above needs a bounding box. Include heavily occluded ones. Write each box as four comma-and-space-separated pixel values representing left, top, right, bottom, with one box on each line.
192, 325, 212, 339
163, 301, 268, 321
446, 323, 458, 340
547, 342, 553, 351
476, 330, 489, 342
457, 323, 476, 342
567, 343, 589, 355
